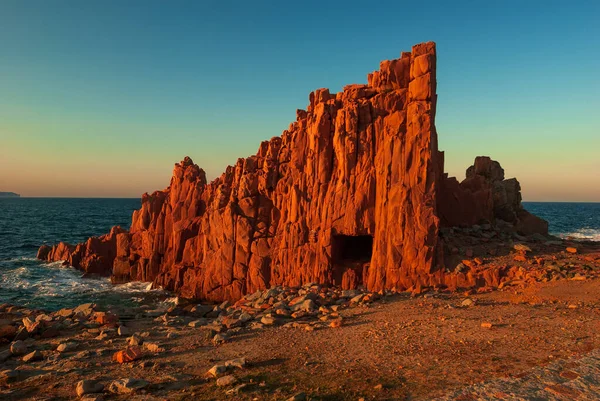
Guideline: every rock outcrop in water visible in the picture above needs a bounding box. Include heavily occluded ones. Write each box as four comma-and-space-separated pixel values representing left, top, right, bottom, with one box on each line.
38, 42, 548, 302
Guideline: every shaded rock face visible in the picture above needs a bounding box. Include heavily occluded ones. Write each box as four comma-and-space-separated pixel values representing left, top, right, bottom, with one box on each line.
437, 156, 548, 235
38, 42, 547, 301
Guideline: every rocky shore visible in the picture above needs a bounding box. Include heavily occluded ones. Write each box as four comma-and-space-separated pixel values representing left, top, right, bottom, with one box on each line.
3, 236, 600, 400
9, 40, 598, 399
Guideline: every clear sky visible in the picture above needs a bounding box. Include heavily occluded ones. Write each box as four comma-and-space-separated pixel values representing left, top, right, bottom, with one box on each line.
0, 0, 598, 201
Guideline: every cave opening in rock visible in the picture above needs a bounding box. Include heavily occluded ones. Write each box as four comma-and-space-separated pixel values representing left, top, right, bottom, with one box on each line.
331, 235, 373, 288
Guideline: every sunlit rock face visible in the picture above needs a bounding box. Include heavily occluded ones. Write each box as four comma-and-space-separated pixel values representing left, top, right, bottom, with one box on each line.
38, 42, 547, 302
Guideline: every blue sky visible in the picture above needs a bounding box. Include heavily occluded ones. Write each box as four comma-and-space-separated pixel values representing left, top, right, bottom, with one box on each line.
0, 0, 598, 200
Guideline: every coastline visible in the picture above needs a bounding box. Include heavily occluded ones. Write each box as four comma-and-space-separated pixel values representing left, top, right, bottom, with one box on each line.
2, 237, 600, 400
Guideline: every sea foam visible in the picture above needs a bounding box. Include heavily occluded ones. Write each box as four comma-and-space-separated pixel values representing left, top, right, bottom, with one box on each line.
559, 228, 600, 241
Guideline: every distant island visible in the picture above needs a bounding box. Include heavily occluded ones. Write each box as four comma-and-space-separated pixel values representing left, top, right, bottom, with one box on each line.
0, 192, 20, 198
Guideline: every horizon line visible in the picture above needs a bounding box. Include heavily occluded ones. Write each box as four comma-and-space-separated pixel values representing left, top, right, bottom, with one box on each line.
4, 196, 600, 203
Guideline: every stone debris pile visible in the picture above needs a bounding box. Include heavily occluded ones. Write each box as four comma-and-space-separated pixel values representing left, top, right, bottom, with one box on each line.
162, 282, 383, 339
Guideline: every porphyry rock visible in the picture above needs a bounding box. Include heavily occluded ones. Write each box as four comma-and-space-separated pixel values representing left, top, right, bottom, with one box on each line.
207, 363, 227, 377
10, 340, 27, 356
108, 378, 148, 394
0, 369, 18, 383
216, 375, 237, 387
0, 324, 16, 339
38, 41, 547, 302
57, 342, 76, 353
225, 357, 246, 369
0, 349, 11, 363
112, 346, 142, 364
22, 350, 42, 362
76, 380, 104, 397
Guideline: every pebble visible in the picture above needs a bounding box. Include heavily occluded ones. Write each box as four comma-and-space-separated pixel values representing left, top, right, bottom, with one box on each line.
117, 325, 131, 336
216, 375, 237, 386
461, 298, 475, 307
22, 317, 39, 333
455, 263, 467, 273
22, 350, 43, 362
108, 378, 149, 394
80, 396, 104, 401
0, 349, 11, 362
514, 243, 532, 253
10, 340, 27, 356
95, 331, 109, 341
35, 314, 52, 323
57, 342, 76, 353
292, 299, 316, 312
225, 383, 248, 395
0, 324, 17, 339
260, 315, 277, 325
144, 342, 163, 353
76, 380, 104, 397
0, 369, 18, 382
350, 294, 365, 304
208, 363, 227, 377
213, 333, 228, 345
239, 312, 252, 322
128, 335, 143, 346
74, 303, 95, 316
225, 357, 246, 369
112, 346, 142, 364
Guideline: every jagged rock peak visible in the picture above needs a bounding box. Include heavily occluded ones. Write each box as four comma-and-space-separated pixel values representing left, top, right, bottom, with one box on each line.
38, 41, 547, 302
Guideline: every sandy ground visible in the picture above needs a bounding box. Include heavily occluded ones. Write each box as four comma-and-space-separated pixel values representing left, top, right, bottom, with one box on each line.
2, 275, 600, 401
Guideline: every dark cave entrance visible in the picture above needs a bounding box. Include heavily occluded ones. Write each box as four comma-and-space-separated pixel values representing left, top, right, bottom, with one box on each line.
331, 235, 373, 288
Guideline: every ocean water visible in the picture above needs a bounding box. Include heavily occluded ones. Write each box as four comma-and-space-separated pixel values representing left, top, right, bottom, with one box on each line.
523, 202, 600, 241
0, 198, 598, 311
0, 197, 164, 311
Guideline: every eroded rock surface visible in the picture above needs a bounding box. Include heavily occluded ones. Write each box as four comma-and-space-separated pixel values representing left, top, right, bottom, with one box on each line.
37, 41, 547, 302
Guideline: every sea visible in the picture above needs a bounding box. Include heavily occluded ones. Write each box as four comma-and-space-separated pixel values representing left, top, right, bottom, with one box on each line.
0, 198, 598, 311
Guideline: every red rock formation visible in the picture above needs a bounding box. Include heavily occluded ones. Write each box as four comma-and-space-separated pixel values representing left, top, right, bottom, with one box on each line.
438, 156, 548, 234
38, 42, 548, 301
